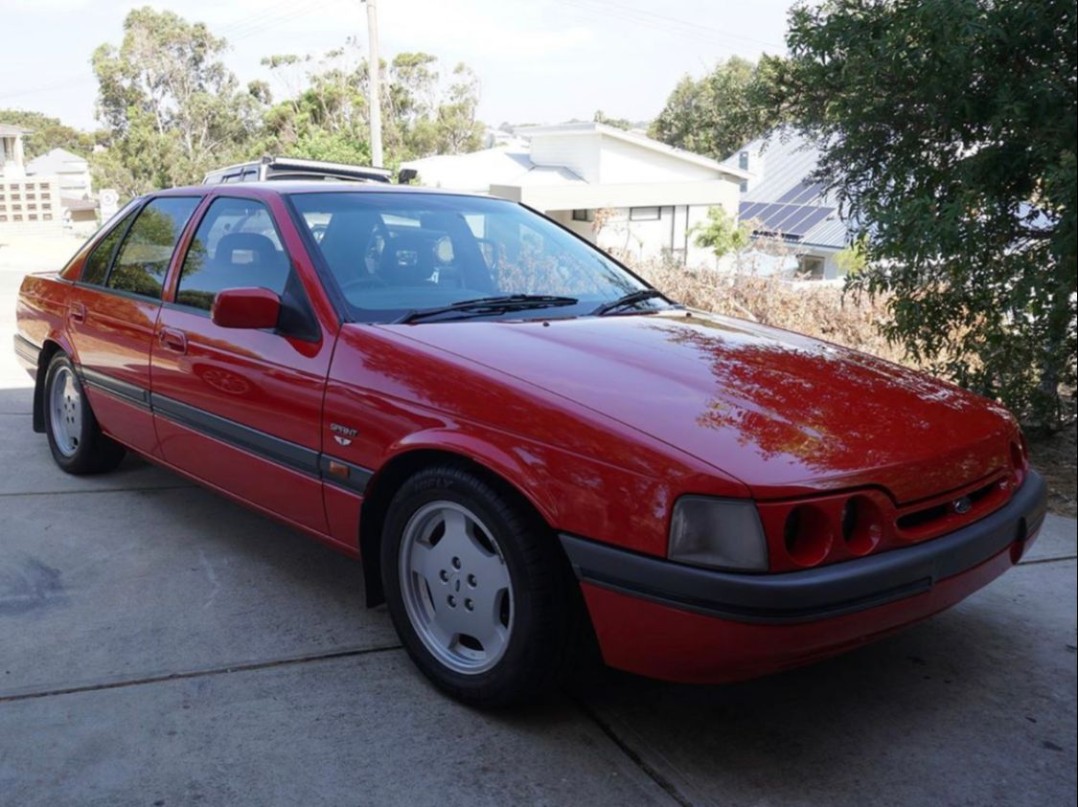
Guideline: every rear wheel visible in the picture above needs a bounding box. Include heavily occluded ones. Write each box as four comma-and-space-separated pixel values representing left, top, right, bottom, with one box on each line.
381, 465, 577, 707
43, 353, 125, 475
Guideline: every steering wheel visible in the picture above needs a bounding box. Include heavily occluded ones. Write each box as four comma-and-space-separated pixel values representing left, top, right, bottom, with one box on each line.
339, 274, 388, 293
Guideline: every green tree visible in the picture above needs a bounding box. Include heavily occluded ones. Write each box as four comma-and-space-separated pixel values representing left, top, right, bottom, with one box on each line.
650, 56, 783, 160
0, 109, 94, 160
777, 0, 1077, 429
260, 48, 483, 165
259, 47, 371, 162
593, 110, 633, 131
383, 55, 483, 158
91, 7, 262, 196
691, 207, 753, 259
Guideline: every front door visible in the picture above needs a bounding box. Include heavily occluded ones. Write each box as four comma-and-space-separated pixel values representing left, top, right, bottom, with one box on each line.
150, 194, 333, 535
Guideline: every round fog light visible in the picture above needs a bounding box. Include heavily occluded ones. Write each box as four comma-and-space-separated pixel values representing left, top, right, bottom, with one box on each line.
840, 496, 883, 556
784, 505, 832, 567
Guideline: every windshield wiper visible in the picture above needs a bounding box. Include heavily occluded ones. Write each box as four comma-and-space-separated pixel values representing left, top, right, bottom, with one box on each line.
589, 289, 670, 316
395, 294, 579, 324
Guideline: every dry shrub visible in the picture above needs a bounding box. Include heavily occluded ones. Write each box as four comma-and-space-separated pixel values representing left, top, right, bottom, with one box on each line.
625, 255, 909, 366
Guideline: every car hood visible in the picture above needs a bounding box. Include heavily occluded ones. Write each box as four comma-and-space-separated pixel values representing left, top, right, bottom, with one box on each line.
383, 311, 1015, 503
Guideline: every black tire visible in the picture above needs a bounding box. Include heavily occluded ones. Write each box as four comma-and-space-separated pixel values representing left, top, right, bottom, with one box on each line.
381, 464, 577, 707
43, 353, 126, 475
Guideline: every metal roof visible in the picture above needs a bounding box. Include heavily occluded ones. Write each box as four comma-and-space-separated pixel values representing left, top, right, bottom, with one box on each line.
723, 130, 851, 250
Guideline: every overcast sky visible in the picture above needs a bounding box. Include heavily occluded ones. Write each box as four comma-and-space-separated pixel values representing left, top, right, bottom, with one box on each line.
0, 0, 791, 132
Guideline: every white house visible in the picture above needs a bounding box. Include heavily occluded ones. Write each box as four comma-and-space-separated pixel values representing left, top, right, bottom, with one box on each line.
721, 131, 851, 279
27, 147, 93, 201
403, 122, 749, 266
26, 147, 99, 229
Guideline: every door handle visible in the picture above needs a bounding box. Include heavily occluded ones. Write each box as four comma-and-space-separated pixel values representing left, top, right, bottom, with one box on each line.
67, 302, 86, 324
158, 327, 188, 354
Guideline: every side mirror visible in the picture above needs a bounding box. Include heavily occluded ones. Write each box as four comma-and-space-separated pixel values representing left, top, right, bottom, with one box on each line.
211, 287, 281, 330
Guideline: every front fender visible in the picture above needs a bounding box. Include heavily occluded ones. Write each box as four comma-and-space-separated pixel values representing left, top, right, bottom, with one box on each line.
382, 428, 565, 529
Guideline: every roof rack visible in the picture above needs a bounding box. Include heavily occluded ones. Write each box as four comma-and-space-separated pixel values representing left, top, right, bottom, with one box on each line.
203, 156, 393, 185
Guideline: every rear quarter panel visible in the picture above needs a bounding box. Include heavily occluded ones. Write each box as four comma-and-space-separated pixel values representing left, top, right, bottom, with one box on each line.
16, 272, 74, 358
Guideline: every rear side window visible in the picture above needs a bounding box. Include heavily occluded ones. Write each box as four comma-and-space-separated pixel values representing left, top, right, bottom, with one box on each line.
81, 208, 139, 286
176, 197, 290, 310
107, 197, 200, 299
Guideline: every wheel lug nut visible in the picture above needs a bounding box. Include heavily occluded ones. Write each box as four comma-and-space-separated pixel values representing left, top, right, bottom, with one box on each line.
452, 557, 462, 569
467, 574, 477, 587
447, 595, 456, 607
439, 570, 449, 582
464, 599, 474, 611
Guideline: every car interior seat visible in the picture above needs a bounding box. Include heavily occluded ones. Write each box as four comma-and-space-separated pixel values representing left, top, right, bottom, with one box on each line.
380, 231, 435, 286
212, 232, 289, 292
317, 210, 384, 290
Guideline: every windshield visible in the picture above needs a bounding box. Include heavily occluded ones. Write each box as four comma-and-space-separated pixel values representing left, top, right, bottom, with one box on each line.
288, 191, 665, 322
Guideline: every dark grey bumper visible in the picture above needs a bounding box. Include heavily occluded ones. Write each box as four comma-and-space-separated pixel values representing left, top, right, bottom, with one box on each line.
560, 470, 1048, 625
13, 334, 41, 370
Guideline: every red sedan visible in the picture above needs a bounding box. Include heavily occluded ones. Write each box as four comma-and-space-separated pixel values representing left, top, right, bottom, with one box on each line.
13, 183, 1047, 706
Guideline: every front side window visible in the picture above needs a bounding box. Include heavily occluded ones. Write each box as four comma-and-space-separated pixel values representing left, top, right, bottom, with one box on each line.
290, 192, 657, 323
107, 197, 201, 299
176, 197, 290, 311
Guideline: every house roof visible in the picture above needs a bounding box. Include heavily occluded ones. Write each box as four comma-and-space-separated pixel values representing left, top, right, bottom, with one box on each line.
27, 147, 89, 175
723, 130, 850, 251
518, 121, 750, 182
405, 122, 742, 212
0, 124, 31, 136
403, 148, 584, 194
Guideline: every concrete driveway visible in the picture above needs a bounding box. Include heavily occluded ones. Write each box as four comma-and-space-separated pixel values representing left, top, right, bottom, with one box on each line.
1, 236, 1075, 806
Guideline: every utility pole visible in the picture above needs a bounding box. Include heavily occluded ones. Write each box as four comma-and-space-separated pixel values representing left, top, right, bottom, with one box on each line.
363, 0, 384, 167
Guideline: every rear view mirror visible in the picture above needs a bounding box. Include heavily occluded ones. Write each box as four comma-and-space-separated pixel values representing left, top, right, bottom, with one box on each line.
211, 287, 281, 330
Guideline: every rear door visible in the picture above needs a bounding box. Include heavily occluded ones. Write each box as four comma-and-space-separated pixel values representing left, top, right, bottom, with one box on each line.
67, 195, 203, 455
150, 193, 334, 534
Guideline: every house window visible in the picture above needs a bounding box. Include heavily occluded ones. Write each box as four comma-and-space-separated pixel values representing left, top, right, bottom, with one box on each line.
571, 209, 594, 222
798, 255, 826, 279
738, 151, 749, 171
629, 206, 660, 221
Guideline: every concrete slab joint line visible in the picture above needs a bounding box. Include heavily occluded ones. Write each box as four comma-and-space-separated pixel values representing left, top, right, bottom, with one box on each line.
572, 695, 698, 807
0, 644, 403, 704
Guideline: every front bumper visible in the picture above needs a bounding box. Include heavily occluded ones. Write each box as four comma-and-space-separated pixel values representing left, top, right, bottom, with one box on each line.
560, 471, 1047, 682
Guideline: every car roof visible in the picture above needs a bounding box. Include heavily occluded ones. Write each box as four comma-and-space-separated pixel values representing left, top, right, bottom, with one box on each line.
152, 181, 491, 200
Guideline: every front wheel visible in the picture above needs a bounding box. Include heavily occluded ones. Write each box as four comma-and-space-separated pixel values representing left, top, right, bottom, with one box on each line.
43, 353, 125, 475
381, 465, 577, 707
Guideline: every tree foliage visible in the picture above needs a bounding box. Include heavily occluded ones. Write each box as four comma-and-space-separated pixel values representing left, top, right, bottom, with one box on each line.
777, 0, 1077, 429
650, 56, 783, 160
84, 9, 486, 198
91, 6, 260, 195
259, 47, 372, 167
593, 110, 633, 131
691, 206, 753, 259
260, 47, 483, 166
0, 109, 93, 161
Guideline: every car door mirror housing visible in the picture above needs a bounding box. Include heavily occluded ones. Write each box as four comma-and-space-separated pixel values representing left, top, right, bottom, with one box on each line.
211, 287, 281, 330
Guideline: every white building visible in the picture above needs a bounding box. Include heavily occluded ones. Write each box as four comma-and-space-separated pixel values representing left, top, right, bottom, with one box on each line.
27, 147, 93, 201
403, 122, 749, 267
0, 125, 62, 230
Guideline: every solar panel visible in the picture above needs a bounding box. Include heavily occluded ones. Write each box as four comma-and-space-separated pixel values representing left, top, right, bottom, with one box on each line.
738, 202, 835, 240
776, 181, 824, 205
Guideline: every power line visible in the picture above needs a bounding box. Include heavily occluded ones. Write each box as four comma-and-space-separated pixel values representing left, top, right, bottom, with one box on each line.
559, 0, 786, 52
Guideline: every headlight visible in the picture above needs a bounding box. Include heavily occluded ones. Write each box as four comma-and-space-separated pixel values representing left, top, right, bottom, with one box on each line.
668, 497, 769, 571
